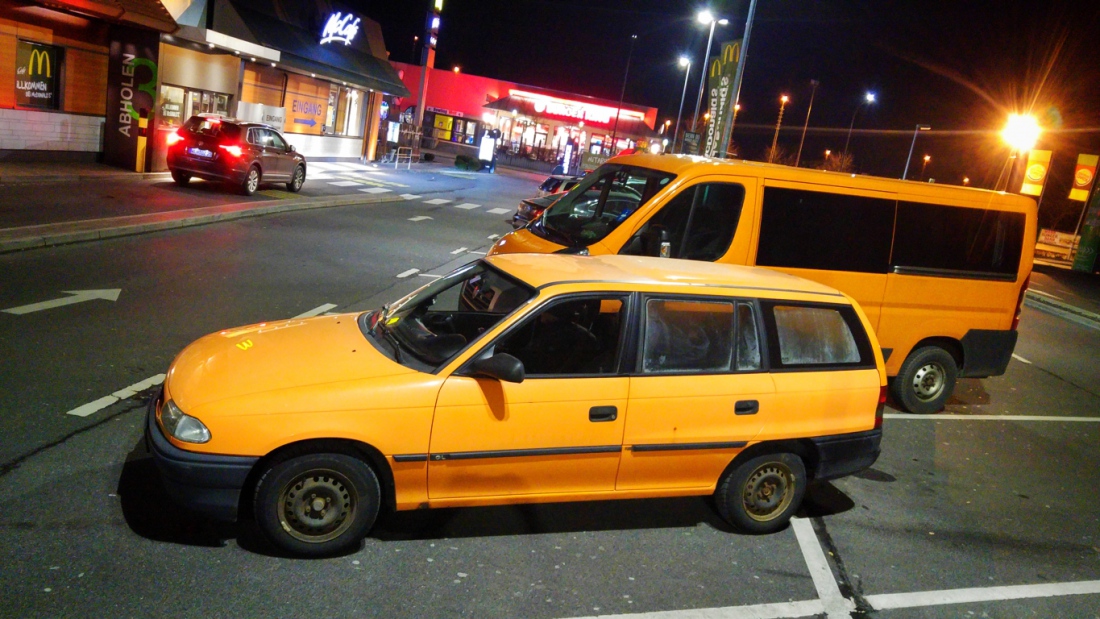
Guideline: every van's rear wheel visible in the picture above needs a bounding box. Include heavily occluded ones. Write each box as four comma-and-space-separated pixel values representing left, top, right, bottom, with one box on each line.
893, 345, 958, 414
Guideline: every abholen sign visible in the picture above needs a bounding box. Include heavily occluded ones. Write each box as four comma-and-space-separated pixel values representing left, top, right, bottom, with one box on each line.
15, 41, 60, 109
104, 26, 159, 170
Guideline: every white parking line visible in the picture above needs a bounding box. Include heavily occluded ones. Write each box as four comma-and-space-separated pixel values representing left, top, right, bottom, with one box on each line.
66, 374, 166, 417
359, 187, 391, 194
328, 180, 361, 187
1027, 288, 1063, 301
400, 193, 422, 199
791, 518, 855, 618
417, 273, 442, 279
488, 234, 500, 240
293, 303, 337, 319
885, 413, 1100, 422
1012, 353, 1032, 364
408, 216, 432, 222
396, 268, 420, 278
864, 580, 1100, 610
566, 599, 825, 619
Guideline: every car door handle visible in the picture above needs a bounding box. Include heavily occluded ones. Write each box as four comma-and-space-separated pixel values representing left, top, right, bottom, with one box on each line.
589, 406, 618, 422
734, 400, 759, 415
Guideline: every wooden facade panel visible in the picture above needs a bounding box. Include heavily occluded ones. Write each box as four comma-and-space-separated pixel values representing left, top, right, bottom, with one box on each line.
242, 64, 284, 107
0, 33, 15, 108
64, 47, 107, 114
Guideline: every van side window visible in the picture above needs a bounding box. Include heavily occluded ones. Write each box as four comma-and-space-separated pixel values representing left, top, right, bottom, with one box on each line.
757, 187, 894, 273
760, 302, 875, 369
642, 298, 736, 373
621, 183, 744, 261
892, 202, 1024, 277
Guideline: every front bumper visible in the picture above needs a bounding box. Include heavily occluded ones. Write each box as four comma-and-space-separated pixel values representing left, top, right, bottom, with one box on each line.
145, 390, 258, 522
809, 429, 882, 481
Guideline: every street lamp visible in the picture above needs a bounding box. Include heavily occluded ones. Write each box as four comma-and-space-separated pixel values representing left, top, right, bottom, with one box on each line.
770, 95, 789, 156
902, 124, 931, 179
920, 154, 931, 181
672, 56, 691, 154
843, 91, 876, 156
1002, 114, 1040, 152
794, 79, 819, 167
608, 33, 638, 156
690, 10, 728, 139
963, 176, 970, 186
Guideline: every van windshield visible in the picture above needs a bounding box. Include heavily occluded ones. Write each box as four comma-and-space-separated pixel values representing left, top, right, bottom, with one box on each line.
531, 164, 675, 247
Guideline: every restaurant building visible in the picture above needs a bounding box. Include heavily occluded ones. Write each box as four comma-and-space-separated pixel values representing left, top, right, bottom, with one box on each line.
388, 61, 658, 164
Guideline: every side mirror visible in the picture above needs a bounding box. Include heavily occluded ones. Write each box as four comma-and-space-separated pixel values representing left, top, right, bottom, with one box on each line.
289, 145, 296, 153
470, 353, 525, 383
642, 225, 671, 258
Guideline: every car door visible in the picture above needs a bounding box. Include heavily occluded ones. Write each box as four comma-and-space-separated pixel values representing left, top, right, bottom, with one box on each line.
617, 297, 775, 490
261, 129, 292, 179
428, 294, 630, 501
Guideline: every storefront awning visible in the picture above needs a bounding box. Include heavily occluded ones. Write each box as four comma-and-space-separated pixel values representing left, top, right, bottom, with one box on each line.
485, 94, 654, 137
220, 4, 409, 97
34, 0, 178, 32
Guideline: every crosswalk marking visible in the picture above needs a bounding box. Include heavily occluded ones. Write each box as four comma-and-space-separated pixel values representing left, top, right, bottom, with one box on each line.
401, 194, 422, 199
308, 174, 336, 180
396, 268, 420, 278
408, 216, 432, 222
423, 198, 452, 205
487, 208, 511, 215
328, 180, 361, 187
455, 203, 481, 210
359, 187, 391, 194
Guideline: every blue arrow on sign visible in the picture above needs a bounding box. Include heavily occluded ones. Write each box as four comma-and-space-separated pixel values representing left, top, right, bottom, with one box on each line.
294, 117, 317, 127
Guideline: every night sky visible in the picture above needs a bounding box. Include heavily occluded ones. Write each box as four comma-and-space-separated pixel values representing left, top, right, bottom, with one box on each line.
362, 0, 1100, 230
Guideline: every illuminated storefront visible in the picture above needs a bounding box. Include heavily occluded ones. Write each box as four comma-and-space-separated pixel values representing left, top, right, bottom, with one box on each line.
151, 0, 408, 170
389, 61, 657, 164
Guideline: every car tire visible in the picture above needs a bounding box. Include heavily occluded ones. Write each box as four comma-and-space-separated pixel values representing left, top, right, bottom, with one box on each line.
892, 345, 957, 414
171, 170, 191, 186
715, 452, 806, 534
253, 452, 381, 557
242, 165, 261, 196
286, 165, 305, 192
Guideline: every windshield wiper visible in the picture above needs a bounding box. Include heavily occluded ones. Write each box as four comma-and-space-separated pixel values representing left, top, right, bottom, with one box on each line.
378, 323, 404, 362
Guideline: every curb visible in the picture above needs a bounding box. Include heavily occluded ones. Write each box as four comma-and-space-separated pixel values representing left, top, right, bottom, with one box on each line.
0, 172, 172, 185
1024, 291, 1100, 331
0, 193, 406, 253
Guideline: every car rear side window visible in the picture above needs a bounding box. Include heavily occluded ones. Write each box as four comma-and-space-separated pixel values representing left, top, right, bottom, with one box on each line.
642, 298, 762, 374
760, 302, 875, 370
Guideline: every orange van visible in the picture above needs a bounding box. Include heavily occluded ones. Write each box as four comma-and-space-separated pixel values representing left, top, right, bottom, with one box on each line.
150, 254, 885, 557
489, 153, 1036, 414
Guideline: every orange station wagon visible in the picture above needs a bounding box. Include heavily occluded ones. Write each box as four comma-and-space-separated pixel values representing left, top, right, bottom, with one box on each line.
148, 254, 886, 557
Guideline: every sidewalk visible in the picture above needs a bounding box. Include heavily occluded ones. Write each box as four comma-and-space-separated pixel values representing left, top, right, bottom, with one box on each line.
0, 161, 167, 185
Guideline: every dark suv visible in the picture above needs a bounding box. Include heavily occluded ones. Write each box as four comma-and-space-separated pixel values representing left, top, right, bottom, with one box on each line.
166, 115, 307, 196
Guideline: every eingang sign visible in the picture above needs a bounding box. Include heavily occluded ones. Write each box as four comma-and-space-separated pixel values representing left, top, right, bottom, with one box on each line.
15, 41, 61, 109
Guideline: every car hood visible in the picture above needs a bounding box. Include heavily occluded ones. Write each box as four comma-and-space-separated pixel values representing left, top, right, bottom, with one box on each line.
166, 313, 413, 411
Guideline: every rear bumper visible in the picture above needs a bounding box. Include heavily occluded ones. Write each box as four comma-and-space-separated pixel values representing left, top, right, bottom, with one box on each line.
145, 391, 258, 522
959, 329, 1018, 377
166, 150, 248, 184
810, 429, 881, 481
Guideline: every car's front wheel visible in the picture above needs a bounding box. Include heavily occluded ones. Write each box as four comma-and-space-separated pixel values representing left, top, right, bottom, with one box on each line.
253, 452, 381, 557
171, 170, 191, 186
241, 165, 261, 196
286, 165, 305, 192
715, 452, 806, 534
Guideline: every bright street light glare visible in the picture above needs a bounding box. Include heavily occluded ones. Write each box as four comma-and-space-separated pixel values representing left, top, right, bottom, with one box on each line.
697, 10, 714, 24
865, 92, 876, 103
718, 18, 729, 25
679, 56, 690, 67
1001, 114, 1040, 152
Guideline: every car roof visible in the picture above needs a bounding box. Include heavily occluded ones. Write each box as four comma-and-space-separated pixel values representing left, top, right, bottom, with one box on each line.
187, 115, 275, 130
484, 253, 846, 300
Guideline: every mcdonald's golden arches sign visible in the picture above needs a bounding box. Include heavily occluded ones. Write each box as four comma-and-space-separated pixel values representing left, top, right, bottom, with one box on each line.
15, 41, 60, 109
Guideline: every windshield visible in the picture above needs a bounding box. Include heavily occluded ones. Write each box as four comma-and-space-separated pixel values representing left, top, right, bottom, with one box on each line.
533, 164, 675, 247
362, 261, 535, 370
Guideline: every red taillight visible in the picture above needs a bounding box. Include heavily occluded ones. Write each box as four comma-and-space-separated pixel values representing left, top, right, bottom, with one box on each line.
219, 143, 244, 158
166, 130, 184, 146
874, 385, 887, 429
1012, 273, 1031, 331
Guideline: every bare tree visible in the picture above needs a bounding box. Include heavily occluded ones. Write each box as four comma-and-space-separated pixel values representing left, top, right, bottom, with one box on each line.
822, 152, 854, 172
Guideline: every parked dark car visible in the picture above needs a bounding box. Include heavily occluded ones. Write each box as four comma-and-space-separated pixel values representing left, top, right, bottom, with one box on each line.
512, 193, 561, 228
166, 115, 307, 196
535, 174, 583, 197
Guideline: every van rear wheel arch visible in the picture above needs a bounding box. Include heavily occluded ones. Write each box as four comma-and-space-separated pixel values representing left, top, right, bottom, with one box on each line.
892, 340, 961, 414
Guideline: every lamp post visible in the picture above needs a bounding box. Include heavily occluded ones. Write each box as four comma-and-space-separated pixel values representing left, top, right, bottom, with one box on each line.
725, 104, 740, 157
794, 79, 819, 167
902, 124, 931, 179
690, 11, 728, 137
919, 154, 931, 181
770, 95, 789, 158
608, 33, 638, 156
843, 91, 876, 156
672, 56, 691, 153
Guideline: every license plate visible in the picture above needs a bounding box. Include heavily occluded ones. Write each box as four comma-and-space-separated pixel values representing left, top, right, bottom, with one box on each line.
188, 147, 213, 158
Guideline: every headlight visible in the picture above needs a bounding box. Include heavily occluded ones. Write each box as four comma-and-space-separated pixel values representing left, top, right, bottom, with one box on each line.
160, 399, 211, 444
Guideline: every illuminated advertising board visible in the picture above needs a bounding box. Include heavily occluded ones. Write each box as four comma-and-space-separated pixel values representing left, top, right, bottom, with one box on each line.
15, 41, 61, 109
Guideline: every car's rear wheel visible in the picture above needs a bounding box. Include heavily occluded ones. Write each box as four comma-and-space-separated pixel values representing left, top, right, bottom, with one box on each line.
254, 452, 380, 557
715, 452, 806, 534
892, 345, 958, 414
286, 165, 305, 192
242, 165, 261, 196
171, 170, 191, 186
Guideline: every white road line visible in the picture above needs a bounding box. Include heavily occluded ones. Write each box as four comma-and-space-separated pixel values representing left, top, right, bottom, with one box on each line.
396, 268, 420, 278
488, 234, 500, 240
467, 250, 487, 255
400, 193, 422, 199
327, 180, 361, 187
423, 198, 452, 205
1012, 353, 1032, 364
791, 518, 855, 618
455, 202, 481, 210
564, 599, 825, 619
66, 374, 166, 417
293, 303, 337, 319
408, 216, 432, 222
1027, 288, 1063, 300
417, 273, 443, 279
884, 413, 1100, 422
865, 580, 1100, 611
450, 247, 468, 254
359, 187, 391, 194
487, 208, 511, 214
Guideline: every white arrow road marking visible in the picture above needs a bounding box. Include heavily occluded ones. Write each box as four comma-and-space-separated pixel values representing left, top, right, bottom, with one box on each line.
293, 303, 337, 319
408, 216, 433, 222
396, 268, 420, 278
3, 289, 122, 315
66, 374, 165, 417
417, 273, 442, 279
488, 234, 500, 239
